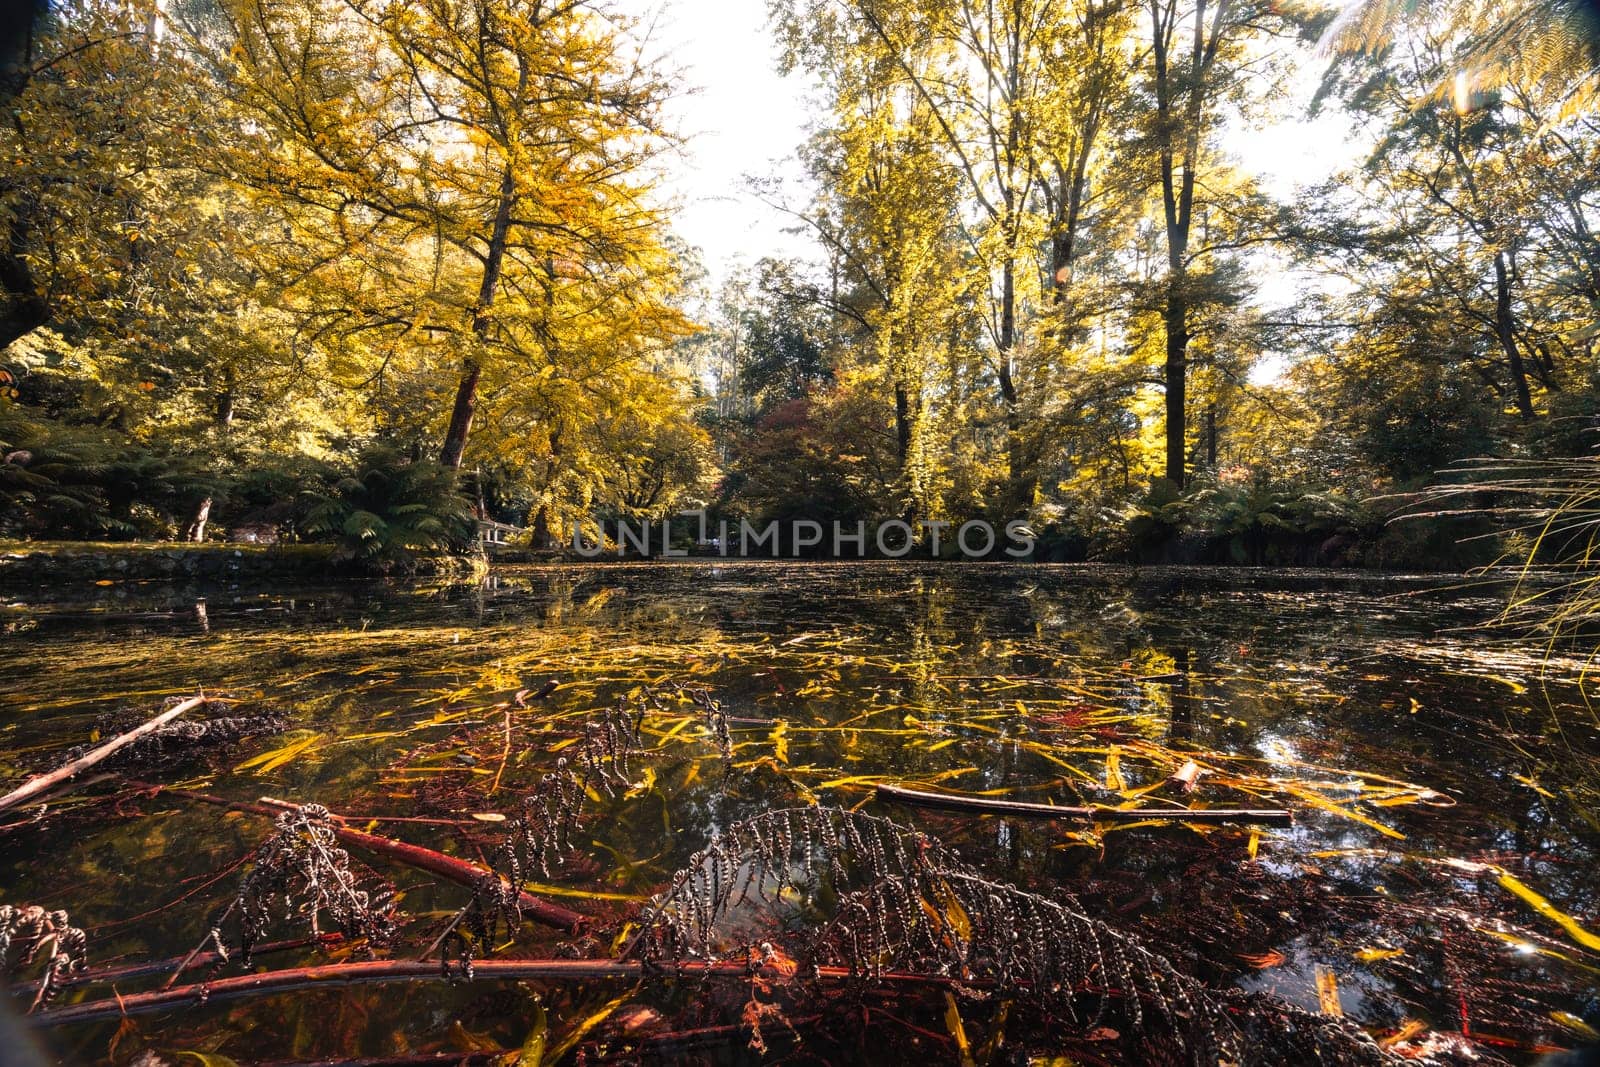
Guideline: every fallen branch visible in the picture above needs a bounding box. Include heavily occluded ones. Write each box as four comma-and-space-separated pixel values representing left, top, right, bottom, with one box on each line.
28, 958, 960, 1027
0, 696, 208, 815
9, 935, 345, 995
134, 785, 587, 933
874, 783, 1294, 827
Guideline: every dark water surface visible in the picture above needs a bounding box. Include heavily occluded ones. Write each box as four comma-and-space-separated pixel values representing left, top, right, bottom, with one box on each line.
3, 563, 1598, 1064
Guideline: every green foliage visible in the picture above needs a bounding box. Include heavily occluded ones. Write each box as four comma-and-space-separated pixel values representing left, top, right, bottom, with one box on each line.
0, 411, 213, 540
301, 447, 476, 572
1098, 475, 1371, 566
717, 395, 889, 535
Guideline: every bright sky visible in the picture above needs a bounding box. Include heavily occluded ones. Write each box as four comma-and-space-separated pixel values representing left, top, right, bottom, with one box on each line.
625, 0, 821, 290
624, 0, 1358, 301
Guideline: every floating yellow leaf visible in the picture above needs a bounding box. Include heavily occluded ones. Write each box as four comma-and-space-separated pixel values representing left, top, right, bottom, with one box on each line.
623, 766, 657, 799
1279, 784, 1404, 840
176, 1053, 241, 1067
544, 990, 633, 1065
1354, 947, 1404, 963
943, 992, 977, 1067
1496, 867, 1600, 952
235, 732, 324, 775
1379, 1020, 1427, 1048
506, 998, 546, 1066
1553, 1011, 1600, 1041
1105, 748, 1126, 792
1314, 965, 1343, 1016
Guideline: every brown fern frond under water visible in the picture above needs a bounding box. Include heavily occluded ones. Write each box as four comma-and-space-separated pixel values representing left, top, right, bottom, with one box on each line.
441, 704, 642, 975
647, 681, 733, 762
577, 697, 645, 794
623, 807, 1494, 1067
625, 806, 967, 963
440, 760, 591, 976
229, 804, 397, 964
64, 700, 288, 771
0, 903, 87, 1009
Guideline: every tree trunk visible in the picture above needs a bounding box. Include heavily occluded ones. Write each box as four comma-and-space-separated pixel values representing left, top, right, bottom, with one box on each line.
0, 199, 48, 348
531, 504, 550, 549
185, 497, 212, 543
0, 1, 42, 105
1163, 287, 1188, 488
1205, 403, 1217, 469
997, 261, 1037, 512
893, 382, 911, 465
1494, 250, 1535, 420
440, 164, 517, 469
439, 359, 482, 471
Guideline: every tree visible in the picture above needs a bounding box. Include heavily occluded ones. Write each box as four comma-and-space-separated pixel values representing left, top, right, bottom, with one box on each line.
1327, 0, 1600, 116
1131, 0, 1318, 487
773, 0, 1134, 514
198, 0, 686, 470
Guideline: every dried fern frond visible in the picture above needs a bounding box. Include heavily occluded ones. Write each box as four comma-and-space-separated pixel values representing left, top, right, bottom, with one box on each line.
64, 701, 288, 770
626, 806, 969, 963
232, 804, 397, 964
577, 698, 645, 793
0, 903, 87, 1010
650, 681, 733, 762
626, 807, 1488, 1066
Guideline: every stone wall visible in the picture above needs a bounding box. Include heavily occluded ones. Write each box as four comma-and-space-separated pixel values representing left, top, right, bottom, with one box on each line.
0, 543, 339, 585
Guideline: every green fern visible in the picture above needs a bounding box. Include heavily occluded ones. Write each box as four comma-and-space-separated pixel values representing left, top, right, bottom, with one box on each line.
301, 446, 475, 571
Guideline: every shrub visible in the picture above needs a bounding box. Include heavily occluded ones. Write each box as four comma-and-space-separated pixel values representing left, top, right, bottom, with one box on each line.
301, 446, 476, 572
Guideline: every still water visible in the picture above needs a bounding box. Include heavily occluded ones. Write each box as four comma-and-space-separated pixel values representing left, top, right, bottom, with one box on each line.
2, 563, 1597, 1064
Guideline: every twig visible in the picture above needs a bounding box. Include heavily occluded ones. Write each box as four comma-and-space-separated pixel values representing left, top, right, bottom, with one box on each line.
28, 959, 967, 1027
874, 783, 1294, 827
0, 695, 208, 815
130, 784, 588, 933
8, 935, 345, 995
490, 703, 513, 796
163, 902, 235, 990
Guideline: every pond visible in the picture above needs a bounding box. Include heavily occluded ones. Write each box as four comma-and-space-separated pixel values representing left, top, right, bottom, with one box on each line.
2, 563, 1598, 1065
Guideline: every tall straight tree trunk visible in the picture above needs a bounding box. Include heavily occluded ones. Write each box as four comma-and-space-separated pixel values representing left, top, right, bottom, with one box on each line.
1149, 0, 1221, 490
1163, 284, 1188, 487
894, 383, 911, 464
1494, 250, 1535, 420
998, 259, 1037, 513
441, 165, 517, 470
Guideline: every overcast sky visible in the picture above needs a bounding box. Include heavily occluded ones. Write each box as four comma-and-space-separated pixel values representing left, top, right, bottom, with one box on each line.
629, 0, 820, 290
625, 0, 1356, 295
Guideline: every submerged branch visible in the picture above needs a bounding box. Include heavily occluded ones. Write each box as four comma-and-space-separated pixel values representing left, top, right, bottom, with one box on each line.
874, 783, 1295, 827
28, 958, 962, 1027
9, 935, 345, 995
0, 696, 209, 815
136, 785, 588, 933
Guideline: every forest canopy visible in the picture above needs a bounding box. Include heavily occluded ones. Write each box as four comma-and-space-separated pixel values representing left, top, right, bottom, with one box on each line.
2, 0, 1597, 567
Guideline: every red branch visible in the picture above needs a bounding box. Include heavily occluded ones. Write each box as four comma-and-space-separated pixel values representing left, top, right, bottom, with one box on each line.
137, 785, 587, 933
29, 959, 962, 1028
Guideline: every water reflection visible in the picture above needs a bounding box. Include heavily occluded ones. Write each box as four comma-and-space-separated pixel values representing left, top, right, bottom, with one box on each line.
1, 563, 1597, 1062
